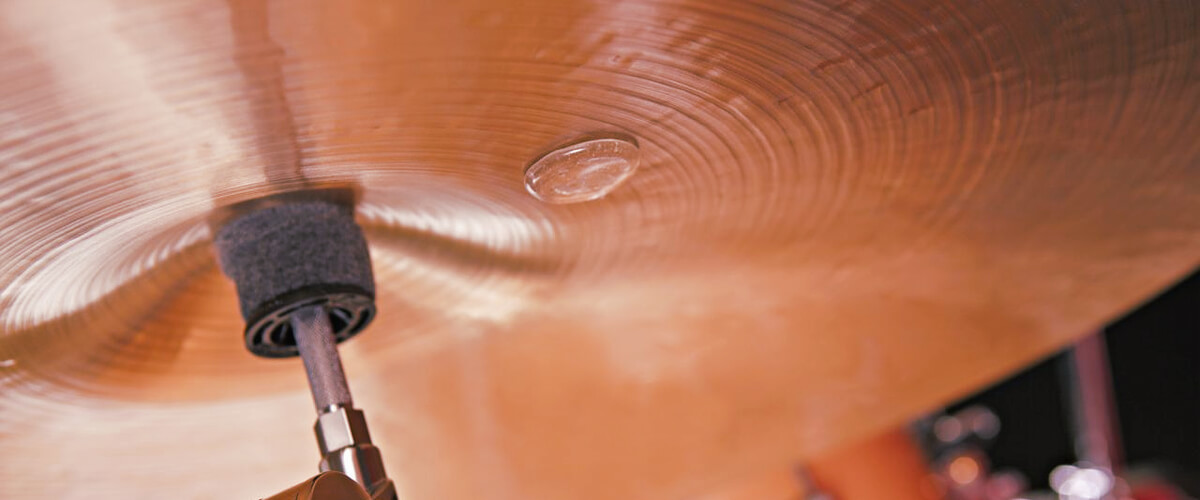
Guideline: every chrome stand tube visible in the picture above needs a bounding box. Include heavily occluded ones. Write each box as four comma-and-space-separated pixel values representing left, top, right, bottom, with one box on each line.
291, 305, 396, 500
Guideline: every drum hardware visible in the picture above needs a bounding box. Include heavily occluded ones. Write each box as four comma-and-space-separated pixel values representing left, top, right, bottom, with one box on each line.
918, 406, 1027, 500
1046, 332, 1126, 500
1062, 332, 1124, 473
921, 331, 1197, 500
263, 471, 372, 500
213, 192, 396, 500
917, 333, 1127, 500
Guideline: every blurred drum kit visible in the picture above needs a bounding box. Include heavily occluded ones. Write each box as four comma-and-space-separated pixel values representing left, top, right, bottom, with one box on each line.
1, 0, 1198, 498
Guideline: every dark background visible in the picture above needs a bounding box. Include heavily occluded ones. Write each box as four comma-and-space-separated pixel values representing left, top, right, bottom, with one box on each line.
949, 268, 1200, 492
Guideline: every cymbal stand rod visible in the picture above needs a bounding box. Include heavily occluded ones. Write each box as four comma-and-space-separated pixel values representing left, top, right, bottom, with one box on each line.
1048, 331, 1124, 500
291, 304, 396, 500
293, 305, 353, 412
1062, 331, 1123, 473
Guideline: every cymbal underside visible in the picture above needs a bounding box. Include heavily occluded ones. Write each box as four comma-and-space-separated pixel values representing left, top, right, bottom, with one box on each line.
1, 0, 1198, 498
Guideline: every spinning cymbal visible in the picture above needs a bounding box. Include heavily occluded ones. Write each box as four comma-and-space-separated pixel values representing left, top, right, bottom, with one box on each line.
1, 0, 1198, 498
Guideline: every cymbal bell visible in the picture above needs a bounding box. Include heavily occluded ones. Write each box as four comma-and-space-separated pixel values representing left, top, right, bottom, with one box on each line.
1, 0, 1199, 498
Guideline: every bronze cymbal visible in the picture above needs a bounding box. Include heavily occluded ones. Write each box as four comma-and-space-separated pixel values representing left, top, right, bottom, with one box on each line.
1, 0, 1198, 498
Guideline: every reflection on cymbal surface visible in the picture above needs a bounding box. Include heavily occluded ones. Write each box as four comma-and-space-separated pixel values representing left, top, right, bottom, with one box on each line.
1, 0, 1199, 498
